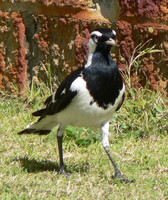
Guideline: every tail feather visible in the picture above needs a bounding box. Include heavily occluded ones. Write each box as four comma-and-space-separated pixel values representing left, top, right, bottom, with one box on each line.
32, 108, 46, 116
18, 129, 51, 135
32, 95, 52, 117
18, 115, 57, 135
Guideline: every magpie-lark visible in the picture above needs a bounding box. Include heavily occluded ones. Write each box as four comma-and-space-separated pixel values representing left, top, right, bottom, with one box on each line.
18, 28, 133, 182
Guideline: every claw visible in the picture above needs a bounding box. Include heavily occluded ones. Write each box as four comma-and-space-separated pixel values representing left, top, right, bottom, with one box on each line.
112, 172, 123, 179
120, 178, 135, 183
59, 168, 70, 176
112, 173, 135, 183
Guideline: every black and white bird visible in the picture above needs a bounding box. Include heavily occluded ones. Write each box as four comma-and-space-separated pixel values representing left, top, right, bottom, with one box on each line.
19, 28, 132, 182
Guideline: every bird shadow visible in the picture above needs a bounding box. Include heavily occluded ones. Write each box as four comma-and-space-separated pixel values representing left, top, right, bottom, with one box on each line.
14, 157, 90, 174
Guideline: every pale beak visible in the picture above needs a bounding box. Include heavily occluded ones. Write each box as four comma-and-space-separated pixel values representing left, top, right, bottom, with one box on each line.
105, 38, 118, 46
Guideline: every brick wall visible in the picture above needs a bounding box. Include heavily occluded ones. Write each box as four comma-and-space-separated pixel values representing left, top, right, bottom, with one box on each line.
0, 0, 167, 95
117, 0, 168, 94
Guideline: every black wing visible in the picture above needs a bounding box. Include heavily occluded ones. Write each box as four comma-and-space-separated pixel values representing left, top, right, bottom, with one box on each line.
32, 67, 84, 118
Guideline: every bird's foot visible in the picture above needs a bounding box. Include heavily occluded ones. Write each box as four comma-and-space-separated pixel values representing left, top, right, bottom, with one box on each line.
59, 168, 70, 176
112, 172, 135, 183
119, 178, 135, 183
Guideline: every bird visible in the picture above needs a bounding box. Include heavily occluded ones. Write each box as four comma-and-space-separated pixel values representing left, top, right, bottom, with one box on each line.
18, 28, 133, 182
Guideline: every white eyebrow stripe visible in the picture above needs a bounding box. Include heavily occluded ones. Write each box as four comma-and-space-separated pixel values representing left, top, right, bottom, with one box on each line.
91, 31, 102, 37
112, 30, 116, 36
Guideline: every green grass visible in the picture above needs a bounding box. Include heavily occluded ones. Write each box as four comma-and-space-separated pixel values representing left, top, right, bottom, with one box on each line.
0, 87, 168, 200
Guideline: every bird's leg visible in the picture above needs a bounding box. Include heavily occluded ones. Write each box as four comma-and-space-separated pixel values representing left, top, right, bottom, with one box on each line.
101, 122, 134, 183
104, 145, 123, 178
101, 122, 122, 178
57, 124, 69, 175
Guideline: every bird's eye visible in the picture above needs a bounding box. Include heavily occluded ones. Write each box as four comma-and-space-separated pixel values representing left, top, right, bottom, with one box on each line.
92, 35, 99, 43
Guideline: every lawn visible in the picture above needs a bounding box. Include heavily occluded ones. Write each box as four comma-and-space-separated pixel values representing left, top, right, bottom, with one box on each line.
0, 87, 167, 200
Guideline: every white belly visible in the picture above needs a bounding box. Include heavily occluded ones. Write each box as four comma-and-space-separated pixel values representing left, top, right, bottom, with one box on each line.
56, 78, 125, 128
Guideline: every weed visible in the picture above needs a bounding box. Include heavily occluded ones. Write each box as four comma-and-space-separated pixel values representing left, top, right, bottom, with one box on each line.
120, 39, 163, 89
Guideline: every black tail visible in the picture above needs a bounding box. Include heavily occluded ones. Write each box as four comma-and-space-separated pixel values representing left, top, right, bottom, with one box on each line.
32, 95, 52, 117
18, 109, 56, 136
18, 129, 51, 135
32, 108, 46, 117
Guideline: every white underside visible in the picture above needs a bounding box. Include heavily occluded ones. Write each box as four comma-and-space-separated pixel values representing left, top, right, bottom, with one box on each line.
29, 77, 125, 131
57, 78, 125, 128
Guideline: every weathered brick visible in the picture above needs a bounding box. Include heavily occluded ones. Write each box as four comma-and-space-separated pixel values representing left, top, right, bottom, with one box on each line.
117, 0, 168, 94
0, 0, 167, 95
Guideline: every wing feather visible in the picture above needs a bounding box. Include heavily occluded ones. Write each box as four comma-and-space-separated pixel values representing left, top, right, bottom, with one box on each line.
32, 67, 84, 118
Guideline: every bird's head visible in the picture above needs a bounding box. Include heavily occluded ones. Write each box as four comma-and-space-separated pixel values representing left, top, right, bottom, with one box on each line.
89, 28, 117, 54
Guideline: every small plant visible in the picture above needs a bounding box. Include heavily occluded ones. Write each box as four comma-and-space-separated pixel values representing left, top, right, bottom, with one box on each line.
120, 39, 163, 89
111, 88, 168, 138
65, 126, 100, 147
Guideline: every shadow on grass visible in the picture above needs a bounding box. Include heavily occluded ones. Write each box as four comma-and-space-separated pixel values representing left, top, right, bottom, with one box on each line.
15, 157, 90, 174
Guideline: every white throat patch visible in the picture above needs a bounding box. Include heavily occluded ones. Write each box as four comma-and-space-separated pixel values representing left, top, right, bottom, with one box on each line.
85, 31, 102, 68
85, 38, 96, 68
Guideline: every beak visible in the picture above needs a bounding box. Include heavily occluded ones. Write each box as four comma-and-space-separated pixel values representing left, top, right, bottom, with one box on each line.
105, 38, 118, 46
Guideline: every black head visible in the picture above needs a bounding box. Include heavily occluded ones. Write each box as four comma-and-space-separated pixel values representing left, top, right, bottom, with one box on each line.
89, 28, 117, 53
